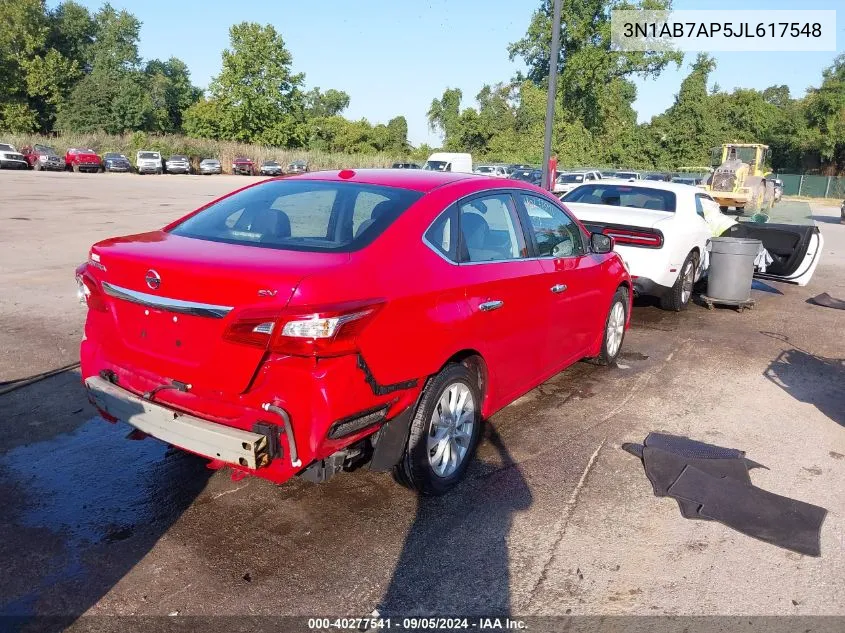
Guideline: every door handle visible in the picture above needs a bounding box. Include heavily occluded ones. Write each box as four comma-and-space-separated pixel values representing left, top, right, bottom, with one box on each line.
550, 284, 568, 294
478, 300, 504, 312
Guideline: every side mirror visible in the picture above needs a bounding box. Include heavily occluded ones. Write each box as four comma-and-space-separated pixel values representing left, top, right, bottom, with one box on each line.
590, 232, 613, 254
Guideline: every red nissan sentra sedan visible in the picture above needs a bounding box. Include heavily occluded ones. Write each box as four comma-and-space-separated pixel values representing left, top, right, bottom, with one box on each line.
78, 169, 631, 495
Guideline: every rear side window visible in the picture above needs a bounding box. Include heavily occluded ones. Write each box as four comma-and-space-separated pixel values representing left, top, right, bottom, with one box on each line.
563, 184, 676, 212
170, 180, 423, 252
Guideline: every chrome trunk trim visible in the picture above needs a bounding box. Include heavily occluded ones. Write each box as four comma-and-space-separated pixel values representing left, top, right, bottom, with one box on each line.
101, 282, 233, 318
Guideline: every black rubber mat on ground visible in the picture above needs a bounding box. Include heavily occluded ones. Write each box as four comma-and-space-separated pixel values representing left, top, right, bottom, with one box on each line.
809, 292, 845, 310
623, 433, 827, 556
642, 446, 752, 520
669, 465, 827, 557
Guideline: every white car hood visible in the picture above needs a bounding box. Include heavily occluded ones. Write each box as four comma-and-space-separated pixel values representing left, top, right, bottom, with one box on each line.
564, 202, 672, 229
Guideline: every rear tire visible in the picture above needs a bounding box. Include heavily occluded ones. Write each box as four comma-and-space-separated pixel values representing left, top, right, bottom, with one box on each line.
393, 364, 482, 496
661, 251, 698, 312
591, 287, 629, 366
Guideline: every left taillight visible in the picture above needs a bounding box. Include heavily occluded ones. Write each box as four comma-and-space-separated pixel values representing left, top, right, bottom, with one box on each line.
223, 299, 384, 358
603, 227, 663, 248
75, 264, 107, 311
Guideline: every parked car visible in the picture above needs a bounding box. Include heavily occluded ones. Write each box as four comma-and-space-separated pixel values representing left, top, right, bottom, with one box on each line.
0, 143, 28, 169
286, 159, 308, 175
473, 165, 508, 178
77, 169, 631, 494
670, 175, 706, 187
554, 170, 602, 195
232, 156, 255, 175
612, 171, 642, 181
423, 152, 473, 174
260, 160, 283, 176
21, 144, 64, 171
561, 181, 822, 310
507, 164, 534, 175
136, 151, 162, 175
771, 178, 784, 202
65, 148, 102, 173
509, 168, 542, 186
166, 155, 191, 174
103, 152, 132, 173
391, 162, 421, 169
199, 158, 222, 175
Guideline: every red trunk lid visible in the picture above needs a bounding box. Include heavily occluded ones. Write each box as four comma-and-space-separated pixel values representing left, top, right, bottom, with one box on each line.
89, 231, 349, 394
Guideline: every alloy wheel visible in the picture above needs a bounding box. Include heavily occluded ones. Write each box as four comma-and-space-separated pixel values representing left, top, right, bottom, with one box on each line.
606, 301, 626, 358
428, 383, 475, 477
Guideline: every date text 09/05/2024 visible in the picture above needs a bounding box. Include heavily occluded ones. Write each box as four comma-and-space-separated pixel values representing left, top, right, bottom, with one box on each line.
307, 617, 527, 630
623, 22, 822, 39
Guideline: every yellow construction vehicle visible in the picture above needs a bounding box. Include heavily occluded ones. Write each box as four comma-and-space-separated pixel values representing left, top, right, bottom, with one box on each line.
706, 143, 776, 212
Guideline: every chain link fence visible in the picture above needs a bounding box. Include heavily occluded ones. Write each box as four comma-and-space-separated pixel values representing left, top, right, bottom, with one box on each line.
772, 174, 845, 199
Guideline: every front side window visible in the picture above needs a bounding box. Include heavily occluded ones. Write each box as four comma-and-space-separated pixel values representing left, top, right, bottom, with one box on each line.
563, 184, 677, 213
521, 194, 585, 258
457, 194, 525, 263
170, 180, 422, 252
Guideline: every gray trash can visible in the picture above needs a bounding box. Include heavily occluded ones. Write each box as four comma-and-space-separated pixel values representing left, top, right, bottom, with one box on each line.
706, 237, 761, 302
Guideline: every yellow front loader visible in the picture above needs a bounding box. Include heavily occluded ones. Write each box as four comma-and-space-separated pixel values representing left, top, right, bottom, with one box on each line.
706, 143, 776, 212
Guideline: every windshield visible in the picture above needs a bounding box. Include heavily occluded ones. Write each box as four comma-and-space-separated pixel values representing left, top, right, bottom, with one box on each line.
170, 180, 424, 252
264, 161, 279, 166
72, 148, 96, 154
423, 161, 449, 172
104, 153, 124, 159
201, 159, 219, 164
475, 166, 494, 173
170, 155, 187, 161
139, 152, 159, 159
563, 184, 676, 212
615, 172, 638, 179
558, 174, 584, 183
0, 144, 13, 152
34, 145, 55, 154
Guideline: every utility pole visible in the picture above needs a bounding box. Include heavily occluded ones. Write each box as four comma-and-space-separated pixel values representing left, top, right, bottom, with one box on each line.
541, 0, 563, 190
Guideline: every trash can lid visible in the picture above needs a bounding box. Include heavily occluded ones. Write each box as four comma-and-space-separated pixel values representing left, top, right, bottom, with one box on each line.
710, 236, 762, 256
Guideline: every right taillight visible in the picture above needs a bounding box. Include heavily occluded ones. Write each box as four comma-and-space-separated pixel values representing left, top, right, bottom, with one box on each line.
603, 227, 663, 248
223, 300, 384, 358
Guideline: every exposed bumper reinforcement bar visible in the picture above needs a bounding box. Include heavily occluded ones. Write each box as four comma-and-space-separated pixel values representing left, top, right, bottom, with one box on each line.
85, 375, 269, 469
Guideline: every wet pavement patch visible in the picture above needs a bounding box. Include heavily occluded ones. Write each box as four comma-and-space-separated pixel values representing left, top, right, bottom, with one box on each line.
0, 417, 211, 615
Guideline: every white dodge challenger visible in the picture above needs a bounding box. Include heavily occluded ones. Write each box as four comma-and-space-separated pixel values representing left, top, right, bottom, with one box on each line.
561, 181, 823, 311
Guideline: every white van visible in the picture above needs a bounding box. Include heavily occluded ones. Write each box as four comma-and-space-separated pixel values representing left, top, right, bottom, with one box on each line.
423, 152, 473, 174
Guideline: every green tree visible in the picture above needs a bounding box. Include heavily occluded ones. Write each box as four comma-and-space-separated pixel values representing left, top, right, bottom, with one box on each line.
305, 88, 350, 118
804, 54, 845, 166
145, 58, 201, 132
508, 0, 682, 135
206, 22, 306, 145
426, 88, 462, 147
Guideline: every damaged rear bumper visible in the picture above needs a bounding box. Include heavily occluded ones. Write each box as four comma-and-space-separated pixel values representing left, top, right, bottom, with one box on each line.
85, 375, 271, 469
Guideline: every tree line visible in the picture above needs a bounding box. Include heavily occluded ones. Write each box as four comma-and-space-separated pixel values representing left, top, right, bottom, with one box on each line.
0, 0, 409, 155
427, 0, 845, 174
3, 0, 843, 172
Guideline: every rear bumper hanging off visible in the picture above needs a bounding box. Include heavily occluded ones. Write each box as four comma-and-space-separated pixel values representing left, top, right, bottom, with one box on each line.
85, 375, 270, 469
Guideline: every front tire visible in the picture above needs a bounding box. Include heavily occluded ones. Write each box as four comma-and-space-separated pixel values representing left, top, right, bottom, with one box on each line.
591, 287, 629, 365
661, 251, 698, 312
394, 364, 482, 496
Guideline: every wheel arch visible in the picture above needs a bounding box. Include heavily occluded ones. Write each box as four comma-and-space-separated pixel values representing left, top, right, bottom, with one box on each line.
436, 349, 491, 417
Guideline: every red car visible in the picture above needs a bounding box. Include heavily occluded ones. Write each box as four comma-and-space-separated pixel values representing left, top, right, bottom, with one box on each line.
20, 144, 65, 171
78, 170, 631, 494
232, 156, 255, 175
65, 147, 102, 173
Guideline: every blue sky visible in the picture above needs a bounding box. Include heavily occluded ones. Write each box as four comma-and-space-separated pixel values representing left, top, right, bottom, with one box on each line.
56, 0, 843, 146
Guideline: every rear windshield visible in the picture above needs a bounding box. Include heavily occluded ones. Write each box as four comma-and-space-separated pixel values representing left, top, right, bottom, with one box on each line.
615, 172, 639, 179
563, 184, 677, 212
170, 180, 424, 252
424, 161, 449, 172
